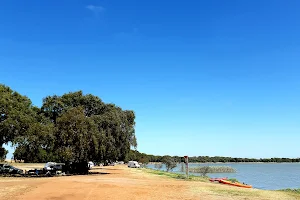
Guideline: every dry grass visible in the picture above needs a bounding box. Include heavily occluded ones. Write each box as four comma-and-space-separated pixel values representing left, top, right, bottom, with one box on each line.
188, 183, 300, 200
0, 184, 31, 198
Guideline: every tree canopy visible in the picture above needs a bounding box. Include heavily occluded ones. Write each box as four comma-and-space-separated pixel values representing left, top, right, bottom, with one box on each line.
0, 84, 36, 146
0, 84, 137, 163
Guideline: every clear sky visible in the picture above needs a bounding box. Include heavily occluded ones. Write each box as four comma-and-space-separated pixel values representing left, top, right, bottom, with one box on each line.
1, 0, 300, 159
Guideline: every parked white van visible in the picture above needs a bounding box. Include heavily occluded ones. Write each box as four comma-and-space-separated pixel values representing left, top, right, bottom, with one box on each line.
44, 162, 64, 171
127, 161, 140, 168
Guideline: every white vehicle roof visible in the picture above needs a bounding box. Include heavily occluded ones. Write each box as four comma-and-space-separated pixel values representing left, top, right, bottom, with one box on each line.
129, 161, 138, 163
44, 162, 65, 167
44, 162, 56, 167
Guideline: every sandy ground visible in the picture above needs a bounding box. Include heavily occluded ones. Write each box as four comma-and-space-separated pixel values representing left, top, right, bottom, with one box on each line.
0, 163, 299, 200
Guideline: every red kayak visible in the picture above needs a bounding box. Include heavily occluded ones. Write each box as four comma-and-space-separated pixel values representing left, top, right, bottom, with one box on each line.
209, 177, 227, 182
219, 179, 252, 188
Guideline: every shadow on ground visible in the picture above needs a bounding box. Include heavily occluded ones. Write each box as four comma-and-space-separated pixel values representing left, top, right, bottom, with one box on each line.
89, 171, 110, 175
95, 167, 123, 171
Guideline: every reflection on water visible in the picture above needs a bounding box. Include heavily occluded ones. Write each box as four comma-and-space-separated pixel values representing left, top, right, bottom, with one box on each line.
147, 163, 300, 190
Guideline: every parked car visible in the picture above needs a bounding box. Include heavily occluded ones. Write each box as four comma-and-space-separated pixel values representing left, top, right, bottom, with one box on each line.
0, 164, 23, 174
0, 164, 4, 173
9, 166, 24, 174
127, 161, 140, 168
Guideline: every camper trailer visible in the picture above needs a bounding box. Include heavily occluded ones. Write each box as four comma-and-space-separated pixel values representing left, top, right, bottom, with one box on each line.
127, 161, 140, 168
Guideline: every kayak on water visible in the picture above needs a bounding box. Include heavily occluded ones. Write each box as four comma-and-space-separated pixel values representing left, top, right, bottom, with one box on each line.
218, 179, 252, 188
209, 177, 227, 182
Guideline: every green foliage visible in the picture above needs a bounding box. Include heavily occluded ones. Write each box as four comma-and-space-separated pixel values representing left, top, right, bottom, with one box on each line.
0, 84, 36, 146
0, 147, 8, 161
139, 156, 149, 165
1, 84, 137, 164
162, 156, 177, 172
54, 107, 98, 162
13, 120, 55, 163
125, 150, 152, 164
199, 166, 210, 176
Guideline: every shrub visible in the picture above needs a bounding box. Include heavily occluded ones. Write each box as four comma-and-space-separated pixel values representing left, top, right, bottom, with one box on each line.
200, 166, 210, 176
162, 156, 177, 172
180, 162, 185, 172
189, 166, 236, 175
154, 163, 163, 169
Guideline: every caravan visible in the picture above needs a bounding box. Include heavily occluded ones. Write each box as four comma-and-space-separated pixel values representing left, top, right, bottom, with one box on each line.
127, 161, 140, 168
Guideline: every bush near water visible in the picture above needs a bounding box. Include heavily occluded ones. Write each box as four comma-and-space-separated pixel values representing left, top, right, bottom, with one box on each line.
189, 166, 236, 173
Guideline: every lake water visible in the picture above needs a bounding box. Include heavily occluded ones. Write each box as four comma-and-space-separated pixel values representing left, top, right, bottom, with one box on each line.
146, 163, 300, 190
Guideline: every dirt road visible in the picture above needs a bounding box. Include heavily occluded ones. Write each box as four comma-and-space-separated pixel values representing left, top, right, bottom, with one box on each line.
0, 165, 298, 200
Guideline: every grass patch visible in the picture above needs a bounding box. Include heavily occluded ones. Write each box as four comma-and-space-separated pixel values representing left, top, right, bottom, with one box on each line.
141, 168, 209, 182
278, 188, 300, 194
278, 188, 300, 198
227, 178, 240, 183
210, 186, 300, 199
211, 188, 258, 197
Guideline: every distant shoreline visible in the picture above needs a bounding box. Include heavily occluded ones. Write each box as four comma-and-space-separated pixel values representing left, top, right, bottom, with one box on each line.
148, 162, 300, 164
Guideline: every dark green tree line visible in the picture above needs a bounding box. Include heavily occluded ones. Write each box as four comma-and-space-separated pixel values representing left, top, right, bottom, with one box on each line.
127, 150, 300, 164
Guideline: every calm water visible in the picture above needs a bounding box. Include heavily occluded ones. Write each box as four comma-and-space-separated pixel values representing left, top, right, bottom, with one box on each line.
147, 163, 300, 190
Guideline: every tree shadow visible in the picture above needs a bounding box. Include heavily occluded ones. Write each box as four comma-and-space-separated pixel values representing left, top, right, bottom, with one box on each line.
88, 171, 110, 175
95, 167, 122, 171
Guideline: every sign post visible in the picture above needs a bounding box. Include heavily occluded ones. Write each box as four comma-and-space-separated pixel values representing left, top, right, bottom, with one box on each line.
184, 155, 189, 179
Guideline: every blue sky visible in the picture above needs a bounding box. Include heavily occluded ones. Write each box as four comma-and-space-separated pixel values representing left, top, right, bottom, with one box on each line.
1, 0, 300, 159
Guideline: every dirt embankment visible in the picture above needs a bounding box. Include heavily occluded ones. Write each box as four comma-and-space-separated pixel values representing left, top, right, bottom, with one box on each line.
0, 164, 299, 200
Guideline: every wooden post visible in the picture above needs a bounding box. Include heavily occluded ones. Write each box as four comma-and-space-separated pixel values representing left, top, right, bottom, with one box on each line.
184, 156, 189, 179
